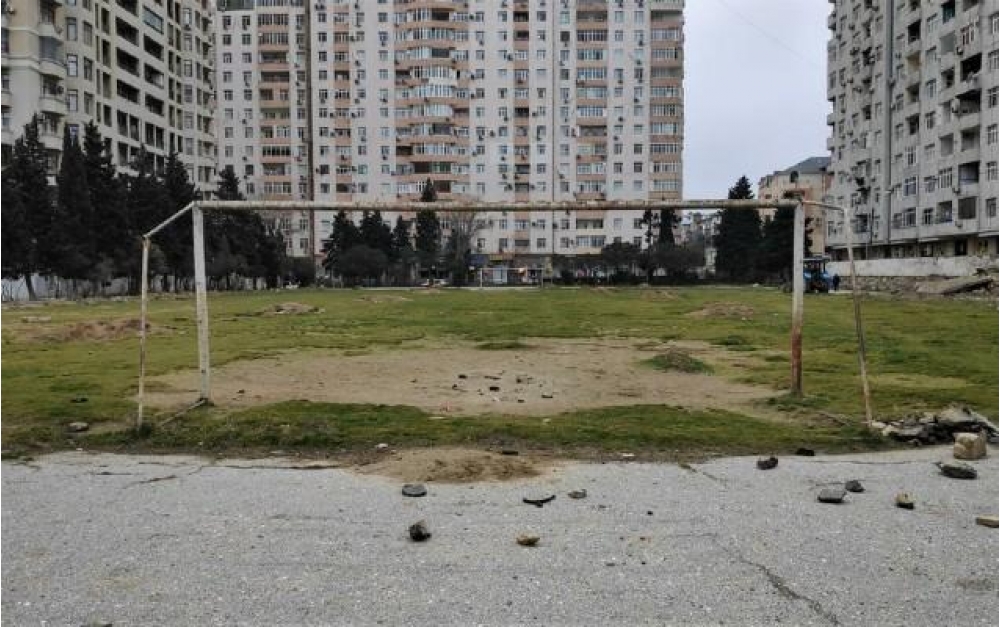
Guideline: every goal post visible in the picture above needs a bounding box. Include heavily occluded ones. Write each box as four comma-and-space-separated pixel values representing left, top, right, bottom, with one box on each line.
135, 198, 871, 430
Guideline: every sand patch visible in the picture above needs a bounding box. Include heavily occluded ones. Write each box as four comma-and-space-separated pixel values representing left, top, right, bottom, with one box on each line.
145, 338, 778, 417
685, 302, 755, 320
354, 447, 547, 483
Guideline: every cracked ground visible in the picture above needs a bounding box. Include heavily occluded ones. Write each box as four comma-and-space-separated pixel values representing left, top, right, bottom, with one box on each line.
3, 446, 997, 626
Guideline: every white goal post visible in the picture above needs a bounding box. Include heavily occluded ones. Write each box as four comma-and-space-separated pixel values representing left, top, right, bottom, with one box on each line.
135, 199, 870, 429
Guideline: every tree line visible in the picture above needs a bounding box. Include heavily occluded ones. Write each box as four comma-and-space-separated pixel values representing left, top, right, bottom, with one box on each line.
2, 116, 288, 299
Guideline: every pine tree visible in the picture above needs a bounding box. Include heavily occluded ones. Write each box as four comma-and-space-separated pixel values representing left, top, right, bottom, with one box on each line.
161, 151, 197, 284
420, 178, 437, 202
360, 210, 393, 257
122, 146, 171, 286
215, 165, 244, 201
658, 209, 679, 245
414, 209, 441, 271
82, 122, 127, 283
52, 127, 93, 282
714, 175, 762, 282
1, 116, 52, 299
390, 216, 411, 260
321, 210, 361, 270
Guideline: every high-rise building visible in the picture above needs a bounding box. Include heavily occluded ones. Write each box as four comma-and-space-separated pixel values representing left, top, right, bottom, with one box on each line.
215, 0, 685, 265
2, 0, 217, 193
825, 0, 999, 261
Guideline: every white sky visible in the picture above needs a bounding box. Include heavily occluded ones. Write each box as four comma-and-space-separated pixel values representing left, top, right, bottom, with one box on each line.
683, 0, 831, 199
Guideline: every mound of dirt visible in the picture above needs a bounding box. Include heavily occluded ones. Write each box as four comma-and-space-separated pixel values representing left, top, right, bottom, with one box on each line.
21, 319, 167, 343
356, 448, 546, 483
259, 302, 323, 316
639, 289, 676, 301
686, 302, 754, 320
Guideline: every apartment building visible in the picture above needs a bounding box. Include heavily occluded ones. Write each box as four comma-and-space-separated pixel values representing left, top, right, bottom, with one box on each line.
825, 0, 999, 261
215, 0, 685, 265
757, 156, 832, 255
2, 0, 217, 192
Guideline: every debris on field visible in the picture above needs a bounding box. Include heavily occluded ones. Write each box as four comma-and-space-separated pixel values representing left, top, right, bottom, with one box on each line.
895, 493, 915, 510
67, 422, 90, 433
880, 406, 998, 445
936, 461, 978, 480
795, 448, 815, 457
844, 480, 865, 493
541, 392, 554, 399
685, 302, 754, 320
975, 515, 999, 528
567, 489, 588, 499
523, 495, 555, 508
500, 449, 519, 456
818, 488, 846, 504
620, 453, 635, 459
409, 520, 431, 542
70, 396, 89, 403
516, 534, 540, 547
259, 302, 323, 316
953, 432, 988, 460
20, 315, 52, 323
402, 483, 428, 497
489, 385, 501, 392
756, 456, 778, 470
457, 374, 467, 379
915, 275, 994, 296
375, 443, 390, 450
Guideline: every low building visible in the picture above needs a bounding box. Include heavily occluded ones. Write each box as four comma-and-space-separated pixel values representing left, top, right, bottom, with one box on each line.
757, 156, 832, 255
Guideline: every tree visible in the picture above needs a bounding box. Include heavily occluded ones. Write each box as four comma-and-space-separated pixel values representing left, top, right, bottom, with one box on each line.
442, 211, 479, 286
414, 209, 441, 273
1, 116, 52, 299
52, 126, 94, 283
334, 245, 388, 286
122, 146, 171, 287
321, 210, 361, 271
715, 175, 762, 282
758, 208, 814, 279
161, 151, 197, 286
649, 243, 704, 281
360, 210, 393, 258
82, 122, 127, 284
420, 177, 437, 202
640, 209, 658, 248
390, 216, 415, 284
658, 209, 679, 245
601, 241, 640, 280
215, 165, 244, 201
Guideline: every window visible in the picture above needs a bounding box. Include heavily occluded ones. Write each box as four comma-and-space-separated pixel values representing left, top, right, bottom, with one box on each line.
66, 54, 78, 76
902, 176, 917, 196
987, 162, 998, 182
66, 17, 77, 41
987, 198, 998, 218
988, 124, 998, 145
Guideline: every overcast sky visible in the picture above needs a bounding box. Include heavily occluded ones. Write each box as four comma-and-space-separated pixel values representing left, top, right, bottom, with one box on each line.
684, 0, 831, 199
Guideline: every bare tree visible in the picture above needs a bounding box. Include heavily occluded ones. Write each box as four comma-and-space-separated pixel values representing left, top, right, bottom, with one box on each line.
442, 210, 481, 286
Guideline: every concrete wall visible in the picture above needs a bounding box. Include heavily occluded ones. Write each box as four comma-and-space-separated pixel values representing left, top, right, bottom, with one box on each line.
828, 255, 997, 279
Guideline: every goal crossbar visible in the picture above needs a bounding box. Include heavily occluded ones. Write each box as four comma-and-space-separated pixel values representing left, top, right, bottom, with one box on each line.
135, 198, 871, 429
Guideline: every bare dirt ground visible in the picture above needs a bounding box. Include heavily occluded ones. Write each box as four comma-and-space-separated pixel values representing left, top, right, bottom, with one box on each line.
145, 338, 778, 417
354, 447, 549, 483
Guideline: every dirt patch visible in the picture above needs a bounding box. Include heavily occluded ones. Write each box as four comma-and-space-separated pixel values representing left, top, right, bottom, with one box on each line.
354, 447, 547, 483
685, 302, 755, 320
19, 319, 170, 343
638, 289, 676, 301
875, 373, 971, 389
355, 295, 412, 304
145, 338, 778, 417
258, 302, 323, 316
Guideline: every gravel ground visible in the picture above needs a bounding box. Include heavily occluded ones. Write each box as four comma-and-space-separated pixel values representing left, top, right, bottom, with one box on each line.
2, 447, 997, 626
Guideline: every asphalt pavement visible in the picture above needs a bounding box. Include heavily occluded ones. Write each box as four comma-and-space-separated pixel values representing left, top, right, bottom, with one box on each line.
2, 447, 997, 626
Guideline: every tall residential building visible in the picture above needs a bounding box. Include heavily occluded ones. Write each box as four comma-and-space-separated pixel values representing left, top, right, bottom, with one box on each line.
215, 0, 685, 263
757, 156, 832, 255
2, 0, 217, 192
825, 0, 999, 261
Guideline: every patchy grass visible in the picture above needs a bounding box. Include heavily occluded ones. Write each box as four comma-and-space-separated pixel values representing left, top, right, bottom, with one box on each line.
2, 286, 996, 457
642, 349, 713, 374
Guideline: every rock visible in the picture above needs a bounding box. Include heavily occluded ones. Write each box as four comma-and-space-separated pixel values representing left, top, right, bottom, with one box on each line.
489, 385, 501, 392
817, 487, 846, 503
80, 622, 113, 627
975, 515, 999, 528
522, 495, 555, 508
937, 406, 997, 435
620, 452, 635, 459
517, 398, 525, 403
500, 449, 519, 456
953, 432, 988, 460
936, 461, 978, 480
402, 483, 428, 497
567, 489, 587, 499
67, 421, 90, 433
375, 442, 389, 450
457, 374, 467, 379
895, 493, 915, 509
756, 456, 778, 470
70, 396, 89, 404
409, 520, 431, 542
884, 424, 926, 441
541, 392, 553, 399
844, 479, 865, 493
516, 534, 540, 547
795, 448, 815, 457
870, 421, 886, 430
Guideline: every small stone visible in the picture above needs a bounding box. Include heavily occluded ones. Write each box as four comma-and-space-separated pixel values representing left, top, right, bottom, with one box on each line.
80, 622, 113, 627
541, 392, 553, 399
516, 534, 540, 547
870, 421, 886, 430
500, 449, 519, 456
646, 510, 654, 516
402, 483, 428, 497
620, 452, 635, 459
452, 384, 460, 390
817, 487, 846, 503
375, 442, 390, 450
953, 432, 988, 461
756, 456, 778, 470
70, 396, 89, 404
523, 495, 555, 507
409, 520, 431, 542
517, 398, 525, 403
795, 448, 816, 457
975, 515, 999, 528
895, 493, 915, 509
237, 389, 245, 394
457, 374, 467, 379
567, 489, 587, 499
937, 461, 978, 480
67, 421, 90, 433
844, 479, 865, 493
489, 385, 501, 392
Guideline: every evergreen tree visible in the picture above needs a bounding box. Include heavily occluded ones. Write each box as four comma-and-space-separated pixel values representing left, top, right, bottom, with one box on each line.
414, 209, 441, 271
82, 122, 127, 282
215, 165, 244, 201
390, 215, 411, 261
52, 127, 94, 282
758, 209, 814, 279
714, 175, 762, 282
161, 151, 197, 284
360, 210, 393, 257
420, 177, 437, 202
658, 209, 679, 245
1, 116, 52, 299
122, 146, 171, 286
321, 210, 361, 270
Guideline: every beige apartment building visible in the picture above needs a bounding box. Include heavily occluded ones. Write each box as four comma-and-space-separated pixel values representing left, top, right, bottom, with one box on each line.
2, 0, 217, 192
215, 0, 685, 267
825, 0, 999, 262
758, 156, 832, 255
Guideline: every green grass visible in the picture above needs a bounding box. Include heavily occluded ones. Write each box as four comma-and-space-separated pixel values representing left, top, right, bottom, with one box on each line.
2, 286, 996, 457
642, 349, 713, 374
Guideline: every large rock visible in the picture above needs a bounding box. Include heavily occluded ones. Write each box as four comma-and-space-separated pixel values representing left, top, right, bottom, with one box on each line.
936, 461, 978, 480
937, 407, 997, 435
953, 432, 988, 460
817, 487, 846, 504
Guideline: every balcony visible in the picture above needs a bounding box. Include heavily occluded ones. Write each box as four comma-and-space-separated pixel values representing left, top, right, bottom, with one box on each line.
39, 93, 67, 116
39, 56, 67, 78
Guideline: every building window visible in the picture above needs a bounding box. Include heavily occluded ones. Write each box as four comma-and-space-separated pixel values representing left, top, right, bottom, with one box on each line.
986, 198, 998, 218
987, 162, 998, 182
66, 54, 78, 76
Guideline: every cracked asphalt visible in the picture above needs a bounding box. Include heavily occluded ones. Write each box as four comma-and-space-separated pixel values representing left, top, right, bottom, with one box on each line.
2, 446, 997, 626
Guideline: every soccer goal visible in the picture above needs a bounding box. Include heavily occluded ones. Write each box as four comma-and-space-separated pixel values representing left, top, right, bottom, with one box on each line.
135, 198, 870, 429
